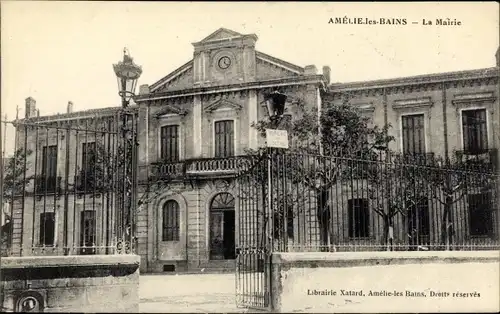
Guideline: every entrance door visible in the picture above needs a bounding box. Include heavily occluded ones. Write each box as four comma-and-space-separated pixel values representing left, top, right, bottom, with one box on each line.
209, 193, 236, 260
80, 210, 96, 255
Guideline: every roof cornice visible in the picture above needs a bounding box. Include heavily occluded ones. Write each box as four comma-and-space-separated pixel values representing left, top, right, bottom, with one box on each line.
329, 67, 499, 92
135, 75, 326, 102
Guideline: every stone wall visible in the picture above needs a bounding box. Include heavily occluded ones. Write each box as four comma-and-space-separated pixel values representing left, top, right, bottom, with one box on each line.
270, 251, 499, 313
0, 255, 140, 312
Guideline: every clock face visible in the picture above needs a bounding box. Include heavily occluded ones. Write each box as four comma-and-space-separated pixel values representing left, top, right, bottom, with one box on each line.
218, 56, 232, 70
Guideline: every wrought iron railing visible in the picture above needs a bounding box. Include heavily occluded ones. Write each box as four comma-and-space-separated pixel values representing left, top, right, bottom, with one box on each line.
455, 149, 498, 170
238, 150, 500, 255
150, 161, 185, 179
2, 112, 138, 257
186, 156, 248, 174
150, 156, 253, 179
35, 176, 62, 194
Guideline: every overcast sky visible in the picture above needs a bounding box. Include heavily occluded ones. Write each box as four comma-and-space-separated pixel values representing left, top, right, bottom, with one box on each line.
1, 1, 499, 153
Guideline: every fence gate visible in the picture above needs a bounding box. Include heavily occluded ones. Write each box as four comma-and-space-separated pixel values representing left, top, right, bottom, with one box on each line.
235, 154, 272, 310
1, 110, 139, 257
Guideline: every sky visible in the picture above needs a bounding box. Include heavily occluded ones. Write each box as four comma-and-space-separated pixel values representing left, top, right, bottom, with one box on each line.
1, 1, 499, 154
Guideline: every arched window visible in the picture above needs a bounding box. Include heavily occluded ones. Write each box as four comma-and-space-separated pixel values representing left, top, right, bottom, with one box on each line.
162, 200, 180, 242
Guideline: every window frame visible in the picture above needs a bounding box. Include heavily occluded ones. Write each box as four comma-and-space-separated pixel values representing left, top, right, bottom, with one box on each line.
348, 198, 370, 239
213, 120, 235, 158
39, 212, 56, 246
160, 124, 180, 162
468, 192, 493, 237
460, 108, 489, 155
162, 200, 180, 242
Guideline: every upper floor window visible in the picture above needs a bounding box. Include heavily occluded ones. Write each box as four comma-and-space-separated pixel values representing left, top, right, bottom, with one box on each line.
402, 114, 425, 155
162, 200, 180, 242
42, 145, 58, 178
160, 125, 179, 162
462, 109, 488, 155
214, 120, 234, 158
348, 198, 370, 238
82, 142, 97, 174
37, 145, 58, 193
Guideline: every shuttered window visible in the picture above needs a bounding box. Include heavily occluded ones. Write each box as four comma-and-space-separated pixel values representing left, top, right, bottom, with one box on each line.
160, 125, 179, 162
402, 114, 425, 155
214, 120, 234, 158
462, 109, 488, 154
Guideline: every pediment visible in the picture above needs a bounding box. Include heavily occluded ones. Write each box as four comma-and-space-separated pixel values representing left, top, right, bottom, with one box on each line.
199, 28, 243, 43
155, 105, 189, 118
204, 98, 242, 113
255, 51, 304, 80
150, 61, 194, 93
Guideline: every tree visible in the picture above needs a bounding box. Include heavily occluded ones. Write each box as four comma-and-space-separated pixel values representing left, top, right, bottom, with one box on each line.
366, 153, 433, 250
3, 148, 35, 202
426, 152, 497, 250
249, 95, 394, 251
2, 148, 34, 256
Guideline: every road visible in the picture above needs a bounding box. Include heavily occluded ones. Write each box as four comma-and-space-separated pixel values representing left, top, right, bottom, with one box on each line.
139, 273, 253, 313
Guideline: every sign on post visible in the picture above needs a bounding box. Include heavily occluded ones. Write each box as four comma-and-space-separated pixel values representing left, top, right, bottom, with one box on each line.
266, 129, 289, 149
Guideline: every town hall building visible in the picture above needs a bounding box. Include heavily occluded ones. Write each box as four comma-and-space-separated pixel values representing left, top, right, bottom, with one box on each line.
6, 28, 499, 273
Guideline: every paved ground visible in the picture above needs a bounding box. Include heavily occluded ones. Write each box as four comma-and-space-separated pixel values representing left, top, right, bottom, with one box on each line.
139, 273, 252, 313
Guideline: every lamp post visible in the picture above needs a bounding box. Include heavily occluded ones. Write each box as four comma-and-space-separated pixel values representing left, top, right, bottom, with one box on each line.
262, 89, 288, 249
113, 48, 142, 254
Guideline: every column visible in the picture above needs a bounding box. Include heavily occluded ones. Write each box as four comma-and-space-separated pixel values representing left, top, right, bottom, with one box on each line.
248, 90, 258, 150
193, 95, 203, 157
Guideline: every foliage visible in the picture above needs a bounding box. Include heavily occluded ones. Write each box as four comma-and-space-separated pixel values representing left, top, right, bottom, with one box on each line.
246, 95, 395, 250
3, 148, 35, 201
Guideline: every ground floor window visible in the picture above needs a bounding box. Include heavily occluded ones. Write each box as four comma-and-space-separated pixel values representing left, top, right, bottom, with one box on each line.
209, 192, 236, 260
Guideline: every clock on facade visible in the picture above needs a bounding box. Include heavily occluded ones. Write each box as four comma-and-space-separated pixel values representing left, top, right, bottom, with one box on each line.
217, 56, 232, 70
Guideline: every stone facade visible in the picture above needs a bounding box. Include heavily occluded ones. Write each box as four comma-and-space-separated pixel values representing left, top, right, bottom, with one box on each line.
7, 28, 500, 273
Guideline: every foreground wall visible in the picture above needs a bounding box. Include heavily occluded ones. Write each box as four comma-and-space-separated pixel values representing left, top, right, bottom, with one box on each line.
271, 251, 499, 313
0, 255, 140, 312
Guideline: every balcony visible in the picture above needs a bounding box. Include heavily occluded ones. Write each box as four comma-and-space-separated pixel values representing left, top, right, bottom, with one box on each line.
150, 161, 186, 180
391, 152, 436, 165
35, 176, 62, 195
150, 156, 254, 180
185, 156, 250, 177
74, 174, 107, 193
455, 149, 498, 171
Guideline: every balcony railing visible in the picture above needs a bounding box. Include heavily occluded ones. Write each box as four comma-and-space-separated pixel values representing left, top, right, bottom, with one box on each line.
74, 174, 107, 193
186, 156, 249, 175
455, 149, 498, 170
35, 176, 62, 194
150, 156, 254, 179
150, 161, 186, 180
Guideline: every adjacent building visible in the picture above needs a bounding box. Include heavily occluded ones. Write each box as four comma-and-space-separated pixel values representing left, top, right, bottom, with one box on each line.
6, 28, 499, 273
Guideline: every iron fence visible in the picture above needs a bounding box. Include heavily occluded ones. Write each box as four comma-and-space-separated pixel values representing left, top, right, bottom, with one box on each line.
1, 111, 138, 257
237, 149, 499, 255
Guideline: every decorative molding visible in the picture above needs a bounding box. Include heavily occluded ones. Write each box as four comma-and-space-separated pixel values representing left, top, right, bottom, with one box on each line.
204, 98, 242, 113
451, 92, 496, 106
330, 67, 499, 94
352, 102, 375, 113
155, 104, 189, 118
392, 97, 433, 110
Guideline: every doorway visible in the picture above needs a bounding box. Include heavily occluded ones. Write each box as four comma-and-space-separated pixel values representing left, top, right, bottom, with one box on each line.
209, 193, 236, 260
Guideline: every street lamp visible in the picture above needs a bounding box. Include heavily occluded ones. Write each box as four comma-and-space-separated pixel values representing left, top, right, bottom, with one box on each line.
112, 48, 142, 254
113, 48, 143, 108
264, 90, 288, 126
